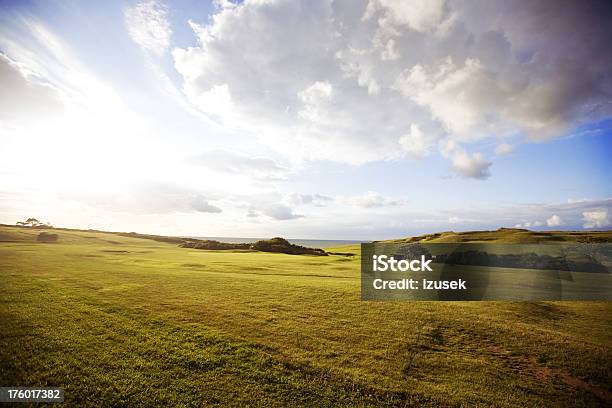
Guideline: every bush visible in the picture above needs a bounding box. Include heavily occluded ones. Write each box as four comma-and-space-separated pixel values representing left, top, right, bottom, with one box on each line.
178, 236, 327, 256
37, 232, 58, 242
250, 237, 327, 256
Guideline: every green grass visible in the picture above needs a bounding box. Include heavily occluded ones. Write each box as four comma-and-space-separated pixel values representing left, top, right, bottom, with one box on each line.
382, 228, 612, 244
1, 226, 611, 407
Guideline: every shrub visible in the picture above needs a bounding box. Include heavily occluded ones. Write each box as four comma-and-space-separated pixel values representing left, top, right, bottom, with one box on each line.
250, 237, 327, 256
37, 232, 58, 242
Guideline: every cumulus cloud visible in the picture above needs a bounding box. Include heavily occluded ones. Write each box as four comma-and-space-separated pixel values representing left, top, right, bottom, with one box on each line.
399, 124, 435, 158
450, 151, 491, 179
441, 140, 491, 179
125, 1, 172, 56
546, 214, 562, 227
171, 0, 612, 178
583, 210, 610, 229
504, 199, 610, 230
363, 0, 448, 34
191, 83, 234, 120
395, 57, 504, 140
298, 81, 334, 123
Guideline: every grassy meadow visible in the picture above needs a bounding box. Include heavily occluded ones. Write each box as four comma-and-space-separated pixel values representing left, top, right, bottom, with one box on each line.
1, 225, 611, 407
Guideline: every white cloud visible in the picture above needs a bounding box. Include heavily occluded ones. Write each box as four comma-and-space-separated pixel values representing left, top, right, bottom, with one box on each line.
171, 0, 611, 178
450, 152, 491, 180
262, 204, 303, 220
0, 53, 64, 122
172, 0, 427, 166
298, 81, 334, 123
441, 140, 491, 179
363, 0, 447, 33
346, 191, 400, 208
546, 214, 562, 227
399, 124, 434, 159
188, 150, 289, 180
381, 39, 400, 61
506, 199, 610, 231
190, 83, 234, 120
516, 220, 544, 228
213, 0, 237, 10
284, 193, 332, 207
582, 210, 610, 229
336, 47, 381, 96
125, 1, 172, 56
395, 57, 506, 140
192, 195, 222, 213
495, 143, 513, 156
447, 216, 476, 224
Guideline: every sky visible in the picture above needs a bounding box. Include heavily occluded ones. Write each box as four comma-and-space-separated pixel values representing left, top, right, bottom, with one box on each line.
0, 0, 610, 240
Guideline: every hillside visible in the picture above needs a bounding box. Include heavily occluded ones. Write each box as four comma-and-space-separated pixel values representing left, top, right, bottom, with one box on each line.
0, 225, 371, 407
1, 224, 611, 406
380, 228, 612, 244
3, 223, 611, 248
0, 224, 328, 255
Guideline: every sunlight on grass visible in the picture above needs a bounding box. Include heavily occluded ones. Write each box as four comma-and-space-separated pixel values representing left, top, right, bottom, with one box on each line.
1, 226, 610, 407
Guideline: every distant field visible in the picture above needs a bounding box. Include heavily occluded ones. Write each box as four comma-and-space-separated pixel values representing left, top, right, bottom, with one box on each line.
188, 237, 362, 248
1, 226, 611, 407
381, 228, 612, 244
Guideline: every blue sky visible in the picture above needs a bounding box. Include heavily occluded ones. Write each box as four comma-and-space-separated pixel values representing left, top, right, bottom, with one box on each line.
0, 0, 610, 239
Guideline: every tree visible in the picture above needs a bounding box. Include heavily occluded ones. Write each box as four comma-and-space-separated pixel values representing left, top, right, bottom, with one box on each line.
25, 217, 41, 227
16, 218, 52, 228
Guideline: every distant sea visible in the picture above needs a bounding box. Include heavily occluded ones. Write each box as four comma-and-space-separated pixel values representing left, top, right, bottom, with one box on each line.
189, 237, 363, 248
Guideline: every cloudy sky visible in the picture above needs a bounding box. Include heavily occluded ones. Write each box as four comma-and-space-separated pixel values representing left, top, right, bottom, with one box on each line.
0, 0, 611, 239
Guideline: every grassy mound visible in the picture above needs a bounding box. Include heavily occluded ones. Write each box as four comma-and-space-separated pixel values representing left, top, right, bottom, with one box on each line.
250, 237, 327, 256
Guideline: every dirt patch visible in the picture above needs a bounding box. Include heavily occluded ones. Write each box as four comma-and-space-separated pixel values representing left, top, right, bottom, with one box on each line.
487, 346, 611, 403
100, 250, 130, 254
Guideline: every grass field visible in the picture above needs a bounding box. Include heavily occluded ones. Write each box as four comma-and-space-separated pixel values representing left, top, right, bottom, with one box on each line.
1, 225, 611, 407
